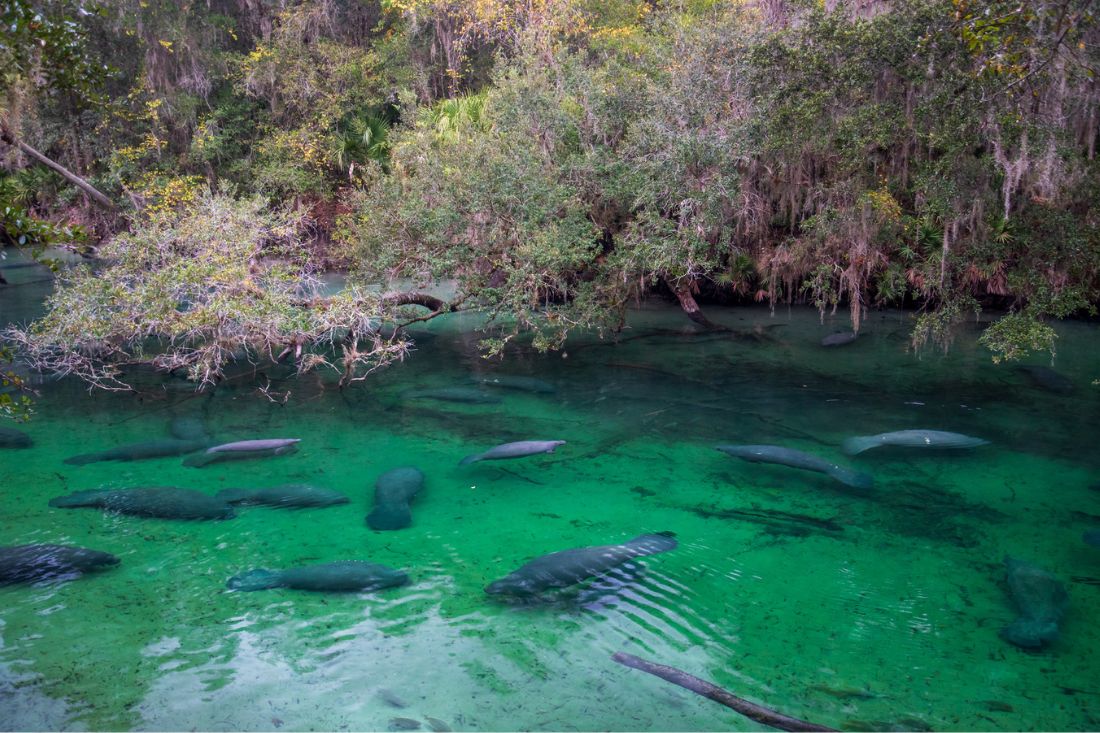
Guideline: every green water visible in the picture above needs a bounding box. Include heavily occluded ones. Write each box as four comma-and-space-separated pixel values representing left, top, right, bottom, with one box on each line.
2, 264, 1100, 731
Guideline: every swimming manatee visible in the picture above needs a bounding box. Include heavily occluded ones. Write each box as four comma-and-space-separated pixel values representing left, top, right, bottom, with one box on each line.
821, 331, 858, 347
0, 544, 120, 585
169, 416, 211, 441
460, 440, 566, 466
716, 444, 874, 490
0, 426, 32, 448
1018, 365, 1075, 395
999, 556, 1068, 649
405, 387, 501, 404
842, 430, 989, 455
64, 438, 209, 466
473, 375, 556, 394
227, 561, 408, 592
485, 532, 678, 597
183, 438, 300, 467
216, 484, 349, 508
367, 467, 425, 530
49, 487, 236, 520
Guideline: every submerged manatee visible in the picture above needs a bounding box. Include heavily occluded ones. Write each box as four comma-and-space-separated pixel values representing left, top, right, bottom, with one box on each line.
169, 416, 211, 441
216, 484, 349, 508
716, 444, 874, 490
0, 544, 120, 585
405, 387, 502, 404
842, 429, 989, 455
460, 440, 566, 466
183, 438, 300, 467
64, 438, 209, 465
999, 556, 1068, 649
227, 561, 408, 592
1018, 365, 1075, 395
0, 426, 32, 448
367, 467, 425, 530
49, 487, 235, 520
473, 375, 556, 394
485, 532, 678, 597
821, 331, 858, 347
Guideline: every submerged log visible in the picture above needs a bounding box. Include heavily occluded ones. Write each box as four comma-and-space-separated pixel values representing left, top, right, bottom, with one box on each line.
610, 652, 836, 732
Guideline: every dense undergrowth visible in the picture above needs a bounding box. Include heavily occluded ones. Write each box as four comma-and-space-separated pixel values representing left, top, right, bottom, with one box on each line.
1, 0, 1098, 391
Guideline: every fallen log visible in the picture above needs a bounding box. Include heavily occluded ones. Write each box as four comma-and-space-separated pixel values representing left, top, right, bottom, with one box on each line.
610, 651, 836, 732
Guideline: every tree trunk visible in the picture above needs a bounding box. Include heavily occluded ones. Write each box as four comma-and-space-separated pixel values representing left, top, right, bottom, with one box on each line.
611, 652, 836, 733
0, 125, 116, 211
665, 277, 726, 330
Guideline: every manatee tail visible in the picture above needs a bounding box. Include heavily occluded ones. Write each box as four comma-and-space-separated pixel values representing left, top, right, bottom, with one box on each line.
625, 531, 678, 556
226, 569, 284, 591
458, 453, 483, 466
841, 436, 878, 455
63, 453, 102, 466
828, 467, 875, 490
215, 488, 259, 504
182, 452, 215, 468
48, 490, 108, 508
1000, 618, 1059, 649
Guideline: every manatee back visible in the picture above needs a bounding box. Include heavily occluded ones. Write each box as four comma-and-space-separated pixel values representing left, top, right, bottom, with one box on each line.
215, 487, 260, 504
374, 468, 424, 504
366, 503, 413, 531
1000, 618, 1060, 649
0, 544, 119, 584
169, 416, 211, 442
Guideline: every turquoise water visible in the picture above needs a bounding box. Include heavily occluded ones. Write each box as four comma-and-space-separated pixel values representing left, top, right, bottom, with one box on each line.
2, 263, 1100, 731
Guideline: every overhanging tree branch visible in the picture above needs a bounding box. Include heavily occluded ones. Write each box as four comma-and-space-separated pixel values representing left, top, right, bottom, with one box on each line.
0, 123, 116, 212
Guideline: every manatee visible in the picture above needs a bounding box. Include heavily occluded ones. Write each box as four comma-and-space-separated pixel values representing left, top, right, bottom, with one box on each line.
473, 375, 556, 394
183, 438, 300, 467
49, 487, 236, 520
64, 438, 209, 465
716, 444, 874, 490
227, 561, 408, 592
216, 484, 349, 508
1018, 365, 1075, 395
485, 532, 678, 597
821, 331, 858, 347
0, 426, 32, 448
169, 416, 211, 441
1083, 529, 1100, 549
842, 429, 989, 455
999, 556, 1068, 649
405, 387, 502, 404
460, 440, 566, 465
367, 467, 425, 530
0, 544, 120, 585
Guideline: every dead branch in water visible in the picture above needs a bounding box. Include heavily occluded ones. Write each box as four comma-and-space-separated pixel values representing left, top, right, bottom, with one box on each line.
610, 652, 836, 732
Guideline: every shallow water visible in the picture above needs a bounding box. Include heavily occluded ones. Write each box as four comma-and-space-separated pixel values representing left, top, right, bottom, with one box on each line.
2, 266, 1100, 731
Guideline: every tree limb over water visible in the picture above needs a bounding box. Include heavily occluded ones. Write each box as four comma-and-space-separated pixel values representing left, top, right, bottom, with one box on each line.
610, 652, 836, 732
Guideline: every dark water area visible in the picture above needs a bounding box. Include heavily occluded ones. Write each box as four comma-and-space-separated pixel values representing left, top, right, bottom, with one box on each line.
2, 261, 1100, 731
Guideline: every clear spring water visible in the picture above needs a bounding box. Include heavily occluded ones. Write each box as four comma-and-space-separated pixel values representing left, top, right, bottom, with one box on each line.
1, 260, 1099, 732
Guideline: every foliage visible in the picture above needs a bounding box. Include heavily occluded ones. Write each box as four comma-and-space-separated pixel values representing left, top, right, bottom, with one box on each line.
4, 0, 1100, 395
4, 189, 412, 389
